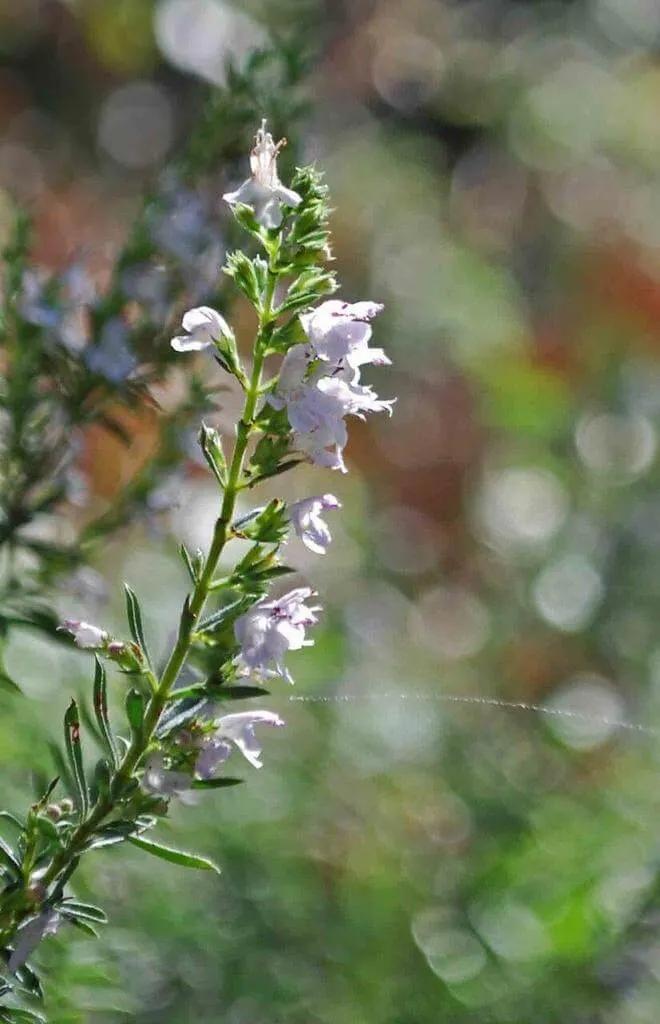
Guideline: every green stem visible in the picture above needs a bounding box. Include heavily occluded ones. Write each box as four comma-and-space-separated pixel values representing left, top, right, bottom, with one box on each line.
28, 270, 278, 901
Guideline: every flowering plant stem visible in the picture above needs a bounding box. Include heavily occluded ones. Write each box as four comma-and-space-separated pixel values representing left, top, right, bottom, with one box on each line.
0, 123, 393, 1016
7, 271, 274, 926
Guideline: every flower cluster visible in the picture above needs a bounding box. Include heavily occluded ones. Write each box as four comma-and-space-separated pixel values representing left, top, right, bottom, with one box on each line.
162, 121, 394, 703
270, 300, 394, 472
234, 586, 321, 683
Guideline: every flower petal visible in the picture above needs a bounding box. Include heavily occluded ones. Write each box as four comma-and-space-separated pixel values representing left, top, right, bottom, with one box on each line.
182, 306, 229, 336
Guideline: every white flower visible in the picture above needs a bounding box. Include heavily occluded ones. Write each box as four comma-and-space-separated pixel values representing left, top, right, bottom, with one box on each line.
269, 298, 394, 472
223, 119, 302, 229
195, 710, 285, 775
271, 344, 309, 403
276, 372, 392, 473
234, 587, 321, 683
141, 754, 192, 798
60, 618, 107, 649
8, 909, 61, 972
293, 428, 347, 473
171, 306, 232, 352
316, 372, 396, 419
288, 494, 341, 554
300, 300, 390, 371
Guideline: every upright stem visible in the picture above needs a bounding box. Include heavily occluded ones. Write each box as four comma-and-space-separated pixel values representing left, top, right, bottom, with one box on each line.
29, 269, 278, 900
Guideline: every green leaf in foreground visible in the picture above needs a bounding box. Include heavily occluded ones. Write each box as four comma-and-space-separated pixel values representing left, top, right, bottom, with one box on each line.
128, 835, 221, 873
61, 900, 107, 924
0, 1008, 47, 1023
123, 584, 151, 666
125, 688, 146, 739
0, 836, 20, 877
92, 657, 118, 767
64, 700, 88, 820
191, 778, 243, 790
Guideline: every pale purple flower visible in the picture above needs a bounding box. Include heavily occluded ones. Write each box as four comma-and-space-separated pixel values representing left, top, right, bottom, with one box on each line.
316, 372, 396, 419
8, 909, 61, 972
300, 300, 390, 371
60, 618, 107, 649
20, 263, 96, 352
121, 262, 171, 323
195, 710, 285, 775
171, 306, 233, 353
84, 317, 137, 383
60, 263, 96, 307
151, 177, 212, 263
271, 365, 391, 473
293, 429, 347, 473
288, 494, 341, 554
271, 344, 309, 402
19, 268, 61, 329
223, 119, 302, 229
141, 754, 191, 798
234, 587, 321, 683
269, 298, 393, 472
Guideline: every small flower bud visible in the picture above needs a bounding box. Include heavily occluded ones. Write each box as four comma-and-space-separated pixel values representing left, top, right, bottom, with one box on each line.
59, 798, 74, 814
106, 641, 144, 672
45, 804, 62, 822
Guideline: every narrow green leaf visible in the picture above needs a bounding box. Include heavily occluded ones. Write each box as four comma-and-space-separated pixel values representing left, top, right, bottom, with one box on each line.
249, 564, 296, 581
84, 834, 125, 851
179, 595, 194, 632
92, 758, 112, 803
0, 811, 25, 834
63, 916, 98, 938
97, 819, 140, 838
125, 688, 145, 738
165, 683, 208, 703
40, 777, 60, 804
128, 835, 221, 874
92, 657, 118, 766
197, 596, 247, 634
64, 700, 88, 820
0, 836, 20, 876
191, 778, 243, 790
0, 670, 21, 694
179, 543, 198, 584
123, 584, 151, 666
156, 697, 207, 738
61, 900, 107, 924
0, 1009, 47, 1023
217, 685, 270, 701
13, 961, 43, 999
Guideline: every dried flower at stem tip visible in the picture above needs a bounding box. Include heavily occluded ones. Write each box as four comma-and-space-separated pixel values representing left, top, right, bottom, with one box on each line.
223, 119, 302, 229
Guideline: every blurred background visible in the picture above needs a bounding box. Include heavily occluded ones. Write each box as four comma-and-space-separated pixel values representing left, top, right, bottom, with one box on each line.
5, 0, 660, 1020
